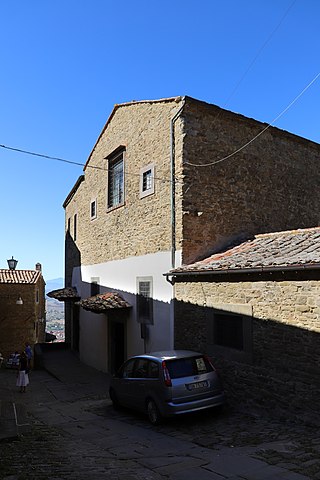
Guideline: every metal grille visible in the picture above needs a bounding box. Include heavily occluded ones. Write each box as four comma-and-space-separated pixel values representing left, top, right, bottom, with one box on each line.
137, 281, 153, 324
142, 169, 152, 191
90, 200, 96, 218
108, 154, 124, 208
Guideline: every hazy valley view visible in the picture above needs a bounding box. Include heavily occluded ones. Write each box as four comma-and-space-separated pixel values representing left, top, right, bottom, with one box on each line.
46, 278, 65, 342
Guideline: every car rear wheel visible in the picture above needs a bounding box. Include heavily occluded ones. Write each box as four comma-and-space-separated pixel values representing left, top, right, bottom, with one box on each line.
109, 388, 120, 410
146, 399, 162, 425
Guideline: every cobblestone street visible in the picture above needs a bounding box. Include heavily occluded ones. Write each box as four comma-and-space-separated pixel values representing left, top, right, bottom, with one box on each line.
91, 400, 320, 479
0, 350, 319, 479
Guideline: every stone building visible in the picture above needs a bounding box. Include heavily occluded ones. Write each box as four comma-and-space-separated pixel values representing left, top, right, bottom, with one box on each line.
0, 262, 46, 359
167, 228, 320, 422
63, 96, 320, 373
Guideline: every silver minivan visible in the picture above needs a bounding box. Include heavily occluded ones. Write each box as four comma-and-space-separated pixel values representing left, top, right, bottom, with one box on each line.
109, 350, 226, 424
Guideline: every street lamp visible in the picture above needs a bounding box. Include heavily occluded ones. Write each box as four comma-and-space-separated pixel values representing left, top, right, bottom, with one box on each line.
7, 256, 18, 270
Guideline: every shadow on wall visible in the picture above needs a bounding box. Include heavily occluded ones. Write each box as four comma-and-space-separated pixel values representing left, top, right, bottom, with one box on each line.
63, 232, 320, 422
65, 275, 172, 373
174, 297, 320, 425
64, 230, 172, 372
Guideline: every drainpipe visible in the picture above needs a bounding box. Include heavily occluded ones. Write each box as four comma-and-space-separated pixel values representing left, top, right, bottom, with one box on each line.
170, 98, 185, 270
169, 98, 185, 350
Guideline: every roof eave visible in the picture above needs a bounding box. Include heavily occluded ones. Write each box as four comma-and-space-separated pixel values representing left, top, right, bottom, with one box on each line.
83, 96, 184, 170
63, 175, 85, 208
165, 262, 320, 280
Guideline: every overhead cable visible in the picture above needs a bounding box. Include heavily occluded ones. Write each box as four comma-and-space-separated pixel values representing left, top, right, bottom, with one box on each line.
186, 71, 320, 168
0, 144, 181, 184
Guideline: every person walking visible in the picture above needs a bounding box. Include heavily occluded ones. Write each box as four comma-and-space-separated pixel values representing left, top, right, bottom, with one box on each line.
25, 343, 33, 369
16, 351, 29, 393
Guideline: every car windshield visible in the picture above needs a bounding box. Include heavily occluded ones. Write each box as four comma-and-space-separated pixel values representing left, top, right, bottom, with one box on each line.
166, 356, 213, 379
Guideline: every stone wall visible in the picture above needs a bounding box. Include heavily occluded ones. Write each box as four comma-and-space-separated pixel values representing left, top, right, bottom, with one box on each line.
174, 271, 320, 423
0, 278, 46, 359
181, 98, 320, 264
64, 95, 320, 277
64, 98, 184, 268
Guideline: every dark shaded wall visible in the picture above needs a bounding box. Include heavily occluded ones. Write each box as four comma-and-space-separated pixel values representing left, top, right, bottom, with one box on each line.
0, 278, 46, 358
64, 231, 81, 344
174, 270, 320, 424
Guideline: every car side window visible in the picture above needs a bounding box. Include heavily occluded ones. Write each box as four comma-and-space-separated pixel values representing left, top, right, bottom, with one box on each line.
134, 359, 149, 378
148, 361, 159, 379
122, 359, 136, 378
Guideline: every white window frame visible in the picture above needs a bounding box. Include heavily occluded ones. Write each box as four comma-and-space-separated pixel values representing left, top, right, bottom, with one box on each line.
136, 276, 153, 324
139, 163, 155, 199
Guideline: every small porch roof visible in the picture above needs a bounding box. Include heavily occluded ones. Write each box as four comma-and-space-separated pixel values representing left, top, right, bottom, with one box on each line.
78, 292, 131, 313
47, 287, 80, 302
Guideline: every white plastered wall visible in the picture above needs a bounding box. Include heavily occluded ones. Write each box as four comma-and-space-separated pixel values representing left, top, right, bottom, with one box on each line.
72, 250, 181, 371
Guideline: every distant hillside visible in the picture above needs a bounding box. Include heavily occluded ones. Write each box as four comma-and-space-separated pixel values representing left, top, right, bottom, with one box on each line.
46, 278, 65, 315
45, 277, 64, 294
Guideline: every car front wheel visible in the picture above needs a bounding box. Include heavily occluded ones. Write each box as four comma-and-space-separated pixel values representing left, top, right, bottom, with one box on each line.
146, 399, 162, 425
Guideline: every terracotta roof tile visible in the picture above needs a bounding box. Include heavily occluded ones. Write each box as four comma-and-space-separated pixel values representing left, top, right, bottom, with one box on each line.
47, 287, 80, 301
0, 269, 41, 284
78, 292, 131, 313
171, 227, 320, 275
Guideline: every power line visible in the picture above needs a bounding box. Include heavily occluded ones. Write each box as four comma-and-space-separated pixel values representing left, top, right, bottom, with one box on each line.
0, 144, 86, 167
221, 0, 297, 109
186, 71, 320, 168
1, 70, 318, 176
0, 143, 181, 184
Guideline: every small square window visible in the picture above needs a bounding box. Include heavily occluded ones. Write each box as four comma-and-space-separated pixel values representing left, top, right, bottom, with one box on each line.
136, 277, 153, 324
91, 277, 100, 296
90, 200, 97, 220
214, 313, 244, 351
140, 164, 155, 198
143, 169, 152, 191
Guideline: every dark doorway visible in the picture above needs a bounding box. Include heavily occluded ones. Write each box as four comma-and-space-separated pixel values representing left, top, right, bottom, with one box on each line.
109, 319, 125, 373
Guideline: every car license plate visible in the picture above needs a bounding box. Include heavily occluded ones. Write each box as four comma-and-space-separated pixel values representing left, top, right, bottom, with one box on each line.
186, 380, 209, 391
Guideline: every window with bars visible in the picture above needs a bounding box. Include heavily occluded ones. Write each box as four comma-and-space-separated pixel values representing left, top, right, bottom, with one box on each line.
143, 169, 152, 191
107, 151, 124, 209
136, 277, 153, 324
90, 199, 97, 219
140, 163, 155, 198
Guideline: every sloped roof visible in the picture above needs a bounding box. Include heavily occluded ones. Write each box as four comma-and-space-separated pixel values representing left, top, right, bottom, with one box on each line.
169, 227, 320, 276
84, 96, 182, 171
0, 269, 42, 284
47, 287, 80, 301
78, 292, 131, 313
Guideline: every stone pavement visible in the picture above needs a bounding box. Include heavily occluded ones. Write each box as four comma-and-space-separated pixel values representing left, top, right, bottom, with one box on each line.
0, 347, 315, 479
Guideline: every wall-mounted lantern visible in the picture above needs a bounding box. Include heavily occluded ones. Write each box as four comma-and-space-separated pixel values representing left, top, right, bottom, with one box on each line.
16, 296, 23, 305
7, 256, 18, 270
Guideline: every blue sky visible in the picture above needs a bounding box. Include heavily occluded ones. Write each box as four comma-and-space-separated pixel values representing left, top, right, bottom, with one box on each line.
0, 0, 319, 280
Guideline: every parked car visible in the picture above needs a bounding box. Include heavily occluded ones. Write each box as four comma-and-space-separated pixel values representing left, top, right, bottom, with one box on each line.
109, 350, 225, 425
5, 352, 20, 369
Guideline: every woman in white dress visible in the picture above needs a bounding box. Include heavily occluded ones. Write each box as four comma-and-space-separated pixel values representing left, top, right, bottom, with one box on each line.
16, 351, 29, 393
